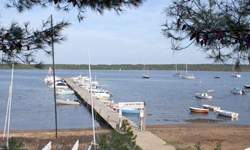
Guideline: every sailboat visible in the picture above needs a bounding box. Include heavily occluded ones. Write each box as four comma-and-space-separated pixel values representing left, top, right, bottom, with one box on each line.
173, 64, 182, 77
181, 62, 195, 79
142, 64, 150, 78
195, 81, 212, 99
85, 48, 96, 149
230, 64, 241, 77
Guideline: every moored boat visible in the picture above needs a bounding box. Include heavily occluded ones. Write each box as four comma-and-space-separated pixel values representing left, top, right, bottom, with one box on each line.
56, 89, 74, 95
195, 93, 212, 99
203, 104, 220, 112
231, 72, 241, 77
244, 85, 250, 89
182, 62, 195, 79
231, 87, 247, 95
214, 75, 220, 78
189, 107, 209, 113
56, 99, 80, 105
216, 109, 239, 118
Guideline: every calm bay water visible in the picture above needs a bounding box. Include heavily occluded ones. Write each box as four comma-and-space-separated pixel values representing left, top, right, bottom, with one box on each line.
0, 69, 250, 130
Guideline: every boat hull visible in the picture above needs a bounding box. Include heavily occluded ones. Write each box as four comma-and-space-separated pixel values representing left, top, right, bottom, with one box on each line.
189, 107, 209, 113
142, 75, 150, 79
217, 110, 238, 118
56, 99, 80, 105
244, 85, 250, 89
56, 90, 74, 95
182, 75, 195, 79
195, 93, 212, 99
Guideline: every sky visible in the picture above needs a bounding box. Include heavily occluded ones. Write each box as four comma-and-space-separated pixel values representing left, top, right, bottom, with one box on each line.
0, 0, 216, 65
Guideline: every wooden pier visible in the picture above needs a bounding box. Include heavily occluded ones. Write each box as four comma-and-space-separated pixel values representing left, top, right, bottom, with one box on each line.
64, 78, 175, 150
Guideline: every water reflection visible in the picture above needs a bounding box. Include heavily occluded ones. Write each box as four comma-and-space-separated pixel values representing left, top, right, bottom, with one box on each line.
189, 112, 209, 116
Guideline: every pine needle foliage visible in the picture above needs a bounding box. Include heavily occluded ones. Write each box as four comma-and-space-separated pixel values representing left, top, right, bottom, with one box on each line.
95, 119, 141, 150
162, 0, 250, 67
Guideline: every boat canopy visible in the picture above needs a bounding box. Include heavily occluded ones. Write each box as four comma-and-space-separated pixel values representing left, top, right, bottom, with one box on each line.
235, 87, 243, 91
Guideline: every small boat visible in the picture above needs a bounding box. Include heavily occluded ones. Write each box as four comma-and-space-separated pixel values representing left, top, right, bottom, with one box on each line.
195, 93, 212, 99
92, 92, 111, 100
49, 82, 68, 89
110, 103, 140, 113
173, 73, 182, 77
142, 75, 150, 79
142, 64, 150, 79
203, 104, 220, 112
216, 109, 239, 118
244, 85, 250, 89
189, 107, 209, 113
56, 89, 74, 95
231, 87, 247, 95
230, 72, 241, 77
214, 75, 220, 78
56, 99, 80, 105
195, 82, 212, 99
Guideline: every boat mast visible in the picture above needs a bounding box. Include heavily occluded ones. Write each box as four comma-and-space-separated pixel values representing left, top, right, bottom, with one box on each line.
185, 60, 187, 75
88, 48, 96, 148
3, 59, 14, 149
51, 15, 58, 149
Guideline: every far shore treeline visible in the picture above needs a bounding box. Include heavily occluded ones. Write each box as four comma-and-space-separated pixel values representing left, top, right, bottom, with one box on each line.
0, 64, 250, 72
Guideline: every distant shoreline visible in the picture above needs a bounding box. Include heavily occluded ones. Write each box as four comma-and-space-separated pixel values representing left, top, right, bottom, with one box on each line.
0, 64, 250, 71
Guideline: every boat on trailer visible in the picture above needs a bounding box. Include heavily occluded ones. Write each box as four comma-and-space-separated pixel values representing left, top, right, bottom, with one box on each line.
203, 104, 220, 112
189, 107, 209, 113
216, 109, 239, 118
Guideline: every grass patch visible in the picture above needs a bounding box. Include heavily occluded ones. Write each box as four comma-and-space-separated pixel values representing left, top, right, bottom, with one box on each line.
164, 119, 179, 122
165, 140, 192, 150
185, 118, 223, 123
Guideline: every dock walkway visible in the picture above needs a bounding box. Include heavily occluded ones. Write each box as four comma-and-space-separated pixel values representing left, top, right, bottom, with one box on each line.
64, 78, 175, 150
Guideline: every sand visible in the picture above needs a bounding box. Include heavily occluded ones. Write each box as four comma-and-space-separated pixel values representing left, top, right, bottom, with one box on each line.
147, 123, 250, 150
1, 123, 250, 150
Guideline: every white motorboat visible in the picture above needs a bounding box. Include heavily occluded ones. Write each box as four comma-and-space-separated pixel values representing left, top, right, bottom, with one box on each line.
231, 72, 241, 77
49, 82, 68, 89
56, 89, 74, 95
216, 109, 239, 118
92, 92, 111, 100
203, 104, 220, 112
56, 99, 80, 105
231, 87, 247, 95
195, 93, 212, 99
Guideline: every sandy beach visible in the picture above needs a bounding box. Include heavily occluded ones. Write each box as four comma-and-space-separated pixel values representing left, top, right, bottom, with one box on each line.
1, 123, 250, 150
